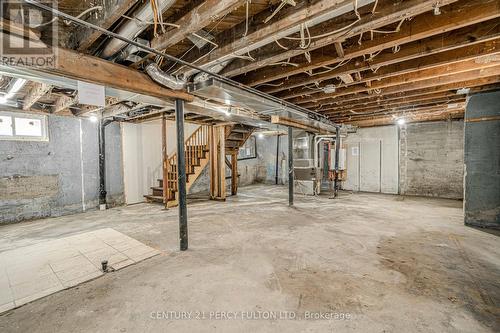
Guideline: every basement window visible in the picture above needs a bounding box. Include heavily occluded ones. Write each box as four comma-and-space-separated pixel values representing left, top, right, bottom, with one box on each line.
0, 111, 48, 141
238, 135, 257, 160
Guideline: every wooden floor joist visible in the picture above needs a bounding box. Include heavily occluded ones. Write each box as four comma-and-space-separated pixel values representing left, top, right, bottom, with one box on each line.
237, 0, 500, 87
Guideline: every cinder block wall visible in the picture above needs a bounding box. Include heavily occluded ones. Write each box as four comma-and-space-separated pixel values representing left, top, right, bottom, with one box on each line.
0, 115, 124, 224
464, 90, 500, 229
400, 120, 464, 199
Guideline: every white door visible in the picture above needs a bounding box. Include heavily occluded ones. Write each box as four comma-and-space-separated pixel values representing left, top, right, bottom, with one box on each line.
344, 143, 360, 191
360, 140, 381, 192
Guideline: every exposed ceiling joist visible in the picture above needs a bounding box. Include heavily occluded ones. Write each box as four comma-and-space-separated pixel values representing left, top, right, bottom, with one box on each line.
150, 0, 247, 52
279, 41, 500, 100
301, 75, 500, 109
263, 22, 500, 94
177, 0, 375, 77
238, 0, 500, 86
294, 63, 500, 105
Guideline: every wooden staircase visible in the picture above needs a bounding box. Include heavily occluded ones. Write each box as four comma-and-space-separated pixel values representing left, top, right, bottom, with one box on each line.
144, 124, 254, 207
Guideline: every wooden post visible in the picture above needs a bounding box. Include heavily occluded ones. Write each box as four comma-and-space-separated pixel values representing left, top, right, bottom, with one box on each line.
209, 125, 217, 199
231, 152, 238, 195
218, 125, 226, 200
161, 113, 169, 209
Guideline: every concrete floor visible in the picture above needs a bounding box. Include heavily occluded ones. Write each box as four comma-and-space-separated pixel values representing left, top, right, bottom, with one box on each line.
0, 185, 498, 332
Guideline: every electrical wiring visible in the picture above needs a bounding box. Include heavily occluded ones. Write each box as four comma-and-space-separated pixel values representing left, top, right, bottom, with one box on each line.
274, 38, 289, 50
121, 15, 180, 29
371, 18, 406, 34
255, 82, 284, 88
282, 18, 360, 41
243, 0, 251, 37
304, 58, 352, 77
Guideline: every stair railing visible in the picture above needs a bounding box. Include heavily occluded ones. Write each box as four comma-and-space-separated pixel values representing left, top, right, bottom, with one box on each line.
165, 125, 209, 200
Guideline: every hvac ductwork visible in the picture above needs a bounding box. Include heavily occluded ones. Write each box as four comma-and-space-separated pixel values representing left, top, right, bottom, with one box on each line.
100, 0, 176, 59
145, 63, 186, 90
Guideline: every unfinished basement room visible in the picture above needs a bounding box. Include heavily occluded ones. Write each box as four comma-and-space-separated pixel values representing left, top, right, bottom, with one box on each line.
0, 0, 499, 332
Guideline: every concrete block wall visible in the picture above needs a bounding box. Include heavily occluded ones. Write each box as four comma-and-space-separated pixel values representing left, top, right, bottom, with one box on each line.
400, 120, 464, 199
464, 90, 500, 229
0, 115, 124, 224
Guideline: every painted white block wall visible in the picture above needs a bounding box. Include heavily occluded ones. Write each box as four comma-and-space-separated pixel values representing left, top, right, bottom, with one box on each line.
342, 125, 399, 194
121, 120, 199, 204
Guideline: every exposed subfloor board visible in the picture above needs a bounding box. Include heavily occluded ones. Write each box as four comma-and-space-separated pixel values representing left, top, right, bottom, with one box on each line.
0, 185, 498, 332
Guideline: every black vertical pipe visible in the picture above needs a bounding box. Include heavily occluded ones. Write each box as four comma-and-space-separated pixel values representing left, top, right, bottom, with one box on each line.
275, 135, 280, 185
175, 99, 188, 251
98, 119, 111, 207
288, 127, 294, 206
334, 126, 341, 198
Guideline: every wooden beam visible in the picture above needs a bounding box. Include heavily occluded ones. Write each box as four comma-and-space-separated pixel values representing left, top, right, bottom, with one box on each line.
236, 0, 500, 86
23, 82, 52, 110
293, 63, 500, 105
270, 115, 326, 133
74, 0, 138, 52
0, 30, 193, 102
334, 42, 344, 58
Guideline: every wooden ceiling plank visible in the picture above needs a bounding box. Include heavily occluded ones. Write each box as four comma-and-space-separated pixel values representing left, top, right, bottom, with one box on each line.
264, 22, 500, 94
279, 40, 500, 100
293, 62, 500, 105
177, 0, 372, 77
325, 96, 467, 117
300, 76, 500, 109
340, 109, 465, 127
151, 0, 247, 52
236, 0, 500, 86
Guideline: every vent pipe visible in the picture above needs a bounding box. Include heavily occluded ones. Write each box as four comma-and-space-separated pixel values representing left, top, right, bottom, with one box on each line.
145, 62, 186, 90
100, 0, 176, 59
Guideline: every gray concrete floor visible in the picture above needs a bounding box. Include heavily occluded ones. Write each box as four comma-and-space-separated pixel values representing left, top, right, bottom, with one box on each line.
0, 185, 499, 332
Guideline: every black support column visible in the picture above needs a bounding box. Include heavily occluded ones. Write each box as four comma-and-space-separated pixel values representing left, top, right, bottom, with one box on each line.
288, 127, 294, 206
175, 99, 188, 251
98, 119, 111, 210
334, 126, 340, 198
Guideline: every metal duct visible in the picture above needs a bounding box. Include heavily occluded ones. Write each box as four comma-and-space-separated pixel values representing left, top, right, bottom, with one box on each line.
145, 62, 186, 90
100, 0, 176, 59
193, 59, 232, 83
